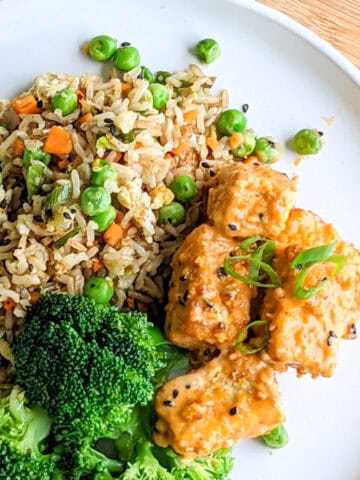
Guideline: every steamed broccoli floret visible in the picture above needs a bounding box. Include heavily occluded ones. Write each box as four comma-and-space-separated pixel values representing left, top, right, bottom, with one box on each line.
0, 386, 58, 479
55, 440, 123, 480
119, 441, 174, 480
13, 294, 168, 440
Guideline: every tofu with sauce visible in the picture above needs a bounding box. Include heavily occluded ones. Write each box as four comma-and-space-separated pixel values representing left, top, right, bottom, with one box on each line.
207, 163, 298, 239
262, 220, 360, 377
165, 224, 256, 350
154, 348, 284, 458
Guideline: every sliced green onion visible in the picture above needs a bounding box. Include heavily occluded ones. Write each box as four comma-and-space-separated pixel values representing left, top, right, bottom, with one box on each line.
294, 255, 347, 299
240, 236, 269, 252
291, 242, 335, 269
43, 182, 72, 211
224, 255, 281, 288
53, 227, 80, 249
235, 320, 270, 354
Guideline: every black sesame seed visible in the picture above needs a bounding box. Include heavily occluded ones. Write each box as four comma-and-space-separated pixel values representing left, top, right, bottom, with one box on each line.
218, 322, 225, 330
317, 130, 324, 137
0, 238, 11, 246
259, 212, 264, 219
329, 330, 337, 338
172, 389, 179, 399
229, 406, 237, 416
204, 349, 211, 356
217, 267, 227, 278
201, 161, 210, 168
327, 331, 337, 347
37, 100, 43, 108
121, 41, 131, 47
163, 400, 174, 407
110, 125, 117, 136
34, 215, 43, 223
68, 154, 75, 162
28, 263, 33, 272
242, 104, 249, 113
185, 384, 191, 389
0, 199, 7, 209
228, 224, 237, 231
71, 209, 77, 214
209, 170, 216, 177
350, 323, 357, 335
104, 118, 114, 124
179, 274, 187, 282
268, 139, 276, 148
63, 212, 71, 220
205, 300, 214, 308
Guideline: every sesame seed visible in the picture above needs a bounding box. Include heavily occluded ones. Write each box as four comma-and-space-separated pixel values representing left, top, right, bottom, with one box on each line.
201, 161, 210, 168
0, 199, 7, 209
71, 209, 77, 214
163, 400, 174, 407
229, 406, 237, 416
121, 41, 131, 47
28, 263, 33, 272
0, 238, 11, 246
63, 212, 71, 219
37, 100, 43, 108
185, 384, 191, 389
242, 104, 249, 113
34, 215, 43, 223
350, 324, 357, 335
104, 118, 114, 124
204, 349, 211, 356
205, 300, 214, 308
268, 139, 275, 148
228, 224, 237, 231
317, 130, 324, 137
209, 170, 216, 177
179, 274, 187, 282
217, 267, 227, 278
110, 125, 117, 136
327, 331, 337, 346
68, 154, 75, 162
217, 322, 225, 330
172, 389, 179, 399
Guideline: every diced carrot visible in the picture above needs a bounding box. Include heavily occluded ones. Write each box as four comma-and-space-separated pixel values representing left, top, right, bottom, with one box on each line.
228, 133, 243, 149
3, 298, 16, 313
103, 223, 124, 247
13, 138, 25, 157
121, 83, 132, 95
126, 297, 135, 310
82, 42, 90, 56
29, 291, 41, 305
79, 113, 93, 124
92, 257, 105, 272
12, 95, 41, 115
183, 109, 197, 124
206, 137, 218, 152
171, 140, 191, 156
135, 142, 143, 149
58, 159, 69, 170
43, 126, 73, 155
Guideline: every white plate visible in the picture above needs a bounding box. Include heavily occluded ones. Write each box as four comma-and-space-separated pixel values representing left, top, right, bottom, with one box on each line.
1, 1, 360, 479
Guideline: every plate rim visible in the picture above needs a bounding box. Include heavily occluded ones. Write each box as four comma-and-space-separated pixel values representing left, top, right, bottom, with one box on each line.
229, 0, 360, 87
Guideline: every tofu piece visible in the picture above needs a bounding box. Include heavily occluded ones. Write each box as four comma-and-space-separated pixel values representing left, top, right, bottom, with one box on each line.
165, 224, 256, 350
262, 241, 360, 378
154, 349, 284, 458
207, 163, 298, 239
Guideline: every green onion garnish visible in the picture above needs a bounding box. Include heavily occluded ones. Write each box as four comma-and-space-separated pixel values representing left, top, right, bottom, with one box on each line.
263, 424, 288, 448
235, 320, 270, 354
292, 243, 346, 299
53, 227, 80, 249
224, 237, 280, 288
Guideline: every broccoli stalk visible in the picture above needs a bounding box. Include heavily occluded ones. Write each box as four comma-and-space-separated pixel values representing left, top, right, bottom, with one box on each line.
0, 386, 58, 479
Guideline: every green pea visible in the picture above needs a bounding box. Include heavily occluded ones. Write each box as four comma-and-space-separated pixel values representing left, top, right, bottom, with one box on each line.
193, 38, 221, 64
141, 66, 154, 83
80, 186, 111, 217
88, 35, 117, 62
254, 137, 281, 164
83, 276, 114, 304
158, 202, 185, 227
91, 205, 116, 232
91, 160, 117, 186
217, 109, 247, 136
113, 46, 141, 72
51, 89, 78, 116
231, 131, 256, 158
262, 424, 288, 449
169, 175, 197, 203
154, 71, 171, 84
25, 165, 45, 200
293, 129, 323, 155
0, 173, 3, 186
23, 149, 51, 167
149, 83, 170, 110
